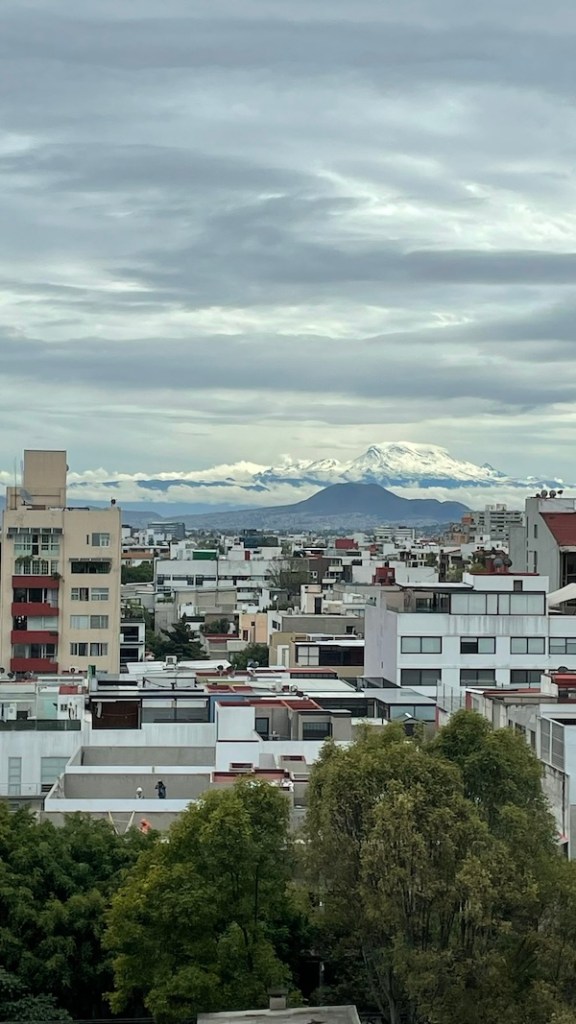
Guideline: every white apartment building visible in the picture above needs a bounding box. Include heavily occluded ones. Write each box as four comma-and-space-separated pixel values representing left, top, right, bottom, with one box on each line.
509, 493, 576, 589
468, 504, 524, 543
1, 450, 122, 676
364, 572, 576, 697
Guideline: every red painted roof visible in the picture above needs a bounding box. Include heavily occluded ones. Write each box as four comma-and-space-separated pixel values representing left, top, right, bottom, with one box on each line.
542, 513, 576, 546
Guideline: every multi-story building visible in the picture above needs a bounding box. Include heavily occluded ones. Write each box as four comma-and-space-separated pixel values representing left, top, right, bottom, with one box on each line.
364, 571, 576, 699
464, 504, 524, 544
509, 493, 576, 589
1, 450, 122, 677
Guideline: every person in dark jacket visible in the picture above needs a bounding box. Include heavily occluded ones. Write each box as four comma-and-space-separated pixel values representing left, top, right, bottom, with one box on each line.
155, 780, 166, 799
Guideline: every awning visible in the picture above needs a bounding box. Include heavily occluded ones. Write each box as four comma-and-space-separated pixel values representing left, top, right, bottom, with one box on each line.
547, 583, 576, 606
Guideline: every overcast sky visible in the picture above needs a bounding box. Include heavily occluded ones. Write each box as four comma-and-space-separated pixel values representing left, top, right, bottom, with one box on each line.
1, 0, 576, 483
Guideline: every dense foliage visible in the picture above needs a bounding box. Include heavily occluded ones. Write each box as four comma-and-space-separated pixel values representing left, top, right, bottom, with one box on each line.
230, 642, 270, 669
5, 713, 576, 1023
0, 810, 150, 1021
146, 618, 208, 660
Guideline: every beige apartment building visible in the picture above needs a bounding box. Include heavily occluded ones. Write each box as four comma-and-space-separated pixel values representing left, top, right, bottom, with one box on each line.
1, 451, 121, 676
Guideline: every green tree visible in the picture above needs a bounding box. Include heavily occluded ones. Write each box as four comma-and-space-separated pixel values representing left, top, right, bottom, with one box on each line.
121, 561, 154, 584
0, 809, 152, 1021
266, 558, 311, 600
106, 781, 301, 1022
305, 719, 576, 1023
231, 643, 270, 670
201, 617, 233, 636
147, 618, 208, 660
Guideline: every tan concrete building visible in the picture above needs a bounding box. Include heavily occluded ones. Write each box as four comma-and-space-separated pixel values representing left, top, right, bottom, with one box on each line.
1, 450, 121, 676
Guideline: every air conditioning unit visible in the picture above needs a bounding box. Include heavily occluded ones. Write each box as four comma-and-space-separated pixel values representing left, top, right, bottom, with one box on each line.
164, 655, 177, 668
69, 666, 80, 675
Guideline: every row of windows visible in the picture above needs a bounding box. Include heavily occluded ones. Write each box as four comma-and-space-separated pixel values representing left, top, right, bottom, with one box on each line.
401, 636, 576, 655
70, 642, 109, 657
400, 668, 543, 687
71, 587, 109, 602
451, 592, 545, 615
14, 560, 59, 576
70, 615, 109, 629
14, 535, 60, 555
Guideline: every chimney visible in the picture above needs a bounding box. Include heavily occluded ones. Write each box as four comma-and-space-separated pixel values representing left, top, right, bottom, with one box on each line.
268, 988, 288, 1011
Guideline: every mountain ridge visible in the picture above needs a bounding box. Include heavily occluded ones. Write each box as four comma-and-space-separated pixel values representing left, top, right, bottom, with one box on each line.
171, 481, 469, 530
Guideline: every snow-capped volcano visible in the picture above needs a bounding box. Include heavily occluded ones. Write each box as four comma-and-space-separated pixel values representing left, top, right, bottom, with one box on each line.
47, 441, 565, 511
253, 442, 507, 492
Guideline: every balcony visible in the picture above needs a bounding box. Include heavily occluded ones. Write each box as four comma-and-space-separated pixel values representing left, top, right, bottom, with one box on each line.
10, 658, 59, 674
12, 576, 59, 589
11, 630, 59, 644
11, 602, 58, 617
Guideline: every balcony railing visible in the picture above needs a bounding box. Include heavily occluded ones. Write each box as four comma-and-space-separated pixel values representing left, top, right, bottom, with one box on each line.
0, 720, 80, 731
11, 630, 59, 644
12, 576, 59, 589
10, 658, 59, 674
11, 603, 58, 617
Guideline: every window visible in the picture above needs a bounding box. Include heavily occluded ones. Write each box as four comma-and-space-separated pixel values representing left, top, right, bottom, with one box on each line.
16, 559, 58, 576
510, 670, 542, 685
14, 537, 33, 555
400, 636, 442, 654
513, 580, 523, 592
460, 669, 496, 686
70, 615, 90, 629
534, 523, 538, 539
70, 642, 88, 657
89, 643, 108, 657
451, 593, 545, 615
540, 719, 550, 761
40, 535, 60, 553
550, 638, 576, 656
71, 561, 111, 574
91, 587, 109, 601
8, 757, 22, 796
400, 669, 441, 686
71, 614, 108, 629
71, 588, 89, 602
302, 721, 332, 740
551, 722, 565, 771
40, 757, 68, 792
255, 717, 269, 738
460, 637, 496, 654
510, 637, 545, 654
296, 645, 319, 667
91, 533, 110, 547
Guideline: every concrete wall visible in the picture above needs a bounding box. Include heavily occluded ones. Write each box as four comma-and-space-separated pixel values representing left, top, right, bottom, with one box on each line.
0, 728, 83, 797
81, 746, 215, 766
63, 771, 211, 800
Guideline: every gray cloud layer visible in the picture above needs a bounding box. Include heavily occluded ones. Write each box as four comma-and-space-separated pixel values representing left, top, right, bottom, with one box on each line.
1, 0, 576, 480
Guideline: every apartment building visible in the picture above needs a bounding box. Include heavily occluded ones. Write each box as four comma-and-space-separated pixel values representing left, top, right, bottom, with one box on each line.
364, 571, 576, 697
1, 450, 121, 676
509, 493, 576, 588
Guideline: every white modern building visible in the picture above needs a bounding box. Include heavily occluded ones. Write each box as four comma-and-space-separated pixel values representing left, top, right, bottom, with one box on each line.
364, 572, 576, 699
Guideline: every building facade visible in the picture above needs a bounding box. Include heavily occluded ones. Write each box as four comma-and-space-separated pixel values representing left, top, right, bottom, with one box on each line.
0, 451, 122, 676
364, 571, 576, 697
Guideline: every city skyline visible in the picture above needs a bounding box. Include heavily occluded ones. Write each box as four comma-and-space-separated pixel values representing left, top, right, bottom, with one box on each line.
1, 1, 576, 476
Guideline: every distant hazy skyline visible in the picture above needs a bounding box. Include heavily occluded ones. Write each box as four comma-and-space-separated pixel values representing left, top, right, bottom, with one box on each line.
1, 0, 576, 481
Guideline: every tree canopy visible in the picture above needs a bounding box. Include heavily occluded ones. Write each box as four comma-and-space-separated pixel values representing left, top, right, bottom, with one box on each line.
0, 809, 151, 1021
106, 781, 303, 1022
305, 715, 576, 1023
121, 561, 154, 584
146, 618, 208, 660
231, 642, 270, 670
